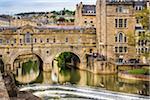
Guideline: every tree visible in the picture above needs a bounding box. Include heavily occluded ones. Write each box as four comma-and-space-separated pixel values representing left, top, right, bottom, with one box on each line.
127, 31, 136, 46
56, 52, 72, 70
136, 8, 150, 63
136, 8, 150, 30
136, 8, 150, 40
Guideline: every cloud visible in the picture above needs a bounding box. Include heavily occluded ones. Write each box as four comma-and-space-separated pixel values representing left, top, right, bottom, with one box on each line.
0, 0, 96, 14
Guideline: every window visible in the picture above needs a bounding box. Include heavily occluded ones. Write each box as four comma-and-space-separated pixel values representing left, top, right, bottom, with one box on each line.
40, 30, 43, 32
40, 39, 43, 43
115, 46, 127, 53
138, 40, 141, 46
115, 19, 127, 28
115, 36, 117, 42
135, 6, 138, 10
124, 37, 127, 43
34, 38, 37, 43
6, 40, 10, 44
47, 38, 49, 43
135, 6, 143, 11
115, 19, 118, 28
25, 32, 31, 43
14, 39, 16, 44
139, 6, 142, 10
141, 40, 144, 46
119, 33, 123, 42
119, 47, 123, 52
136, 19, 140, 24
118, 6, 123, 13
124, 47, 127, 53
145, 40, 147, 45
116, 32, 126, 43
145, 48, 148, 53
124, 19, 127, 28
20, 39, 22, 44
141, 48, 144, 53
115, 47, 118, 53
66, 37, 68, 42
53, 38, 56, 43
139, 31, 141, 36
119, 19, 123, 28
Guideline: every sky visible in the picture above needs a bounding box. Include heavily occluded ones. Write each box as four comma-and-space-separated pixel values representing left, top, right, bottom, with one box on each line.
0, 0, 96, 15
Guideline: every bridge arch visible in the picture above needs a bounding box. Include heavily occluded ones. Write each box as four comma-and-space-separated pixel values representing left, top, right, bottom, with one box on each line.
52, 51, 81, 69
11, 51, 44, 71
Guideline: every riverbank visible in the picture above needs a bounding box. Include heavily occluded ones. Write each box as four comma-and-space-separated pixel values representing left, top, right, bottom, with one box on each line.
2, 72, 41, 100
118, 71, 150, 81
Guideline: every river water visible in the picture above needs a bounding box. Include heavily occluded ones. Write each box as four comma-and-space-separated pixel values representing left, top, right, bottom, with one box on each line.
14, 57, 150, 99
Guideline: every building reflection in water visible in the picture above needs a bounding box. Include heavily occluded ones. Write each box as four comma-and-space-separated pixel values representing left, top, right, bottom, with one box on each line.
14, 55, 150, 96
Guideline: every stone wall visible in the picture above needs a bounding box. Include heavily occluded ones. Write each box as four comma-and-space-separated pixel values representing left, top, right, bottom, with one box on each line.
0, 72, 9, 100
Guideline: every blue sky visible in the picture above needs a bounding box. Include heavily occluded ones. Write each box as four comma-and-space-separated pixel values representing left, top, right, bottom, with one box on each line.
0, 0, 96, 14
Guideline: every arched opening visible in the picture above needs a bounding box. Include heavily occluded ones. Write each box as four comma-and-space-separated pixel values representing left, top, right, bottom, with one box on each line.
119, 32, 123, 42
0, 59, 4, 73
116, 32, 126, 43
13, 53, 43, 84
51, 52, 81, 84
53, 52, 80, 70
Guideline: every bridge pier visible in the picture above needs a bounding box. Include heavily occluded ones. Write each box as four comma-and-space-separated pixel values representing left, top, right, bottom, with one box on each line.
43, 63, 52, 72
79, 60, 87, 70
5, 64, 11, 71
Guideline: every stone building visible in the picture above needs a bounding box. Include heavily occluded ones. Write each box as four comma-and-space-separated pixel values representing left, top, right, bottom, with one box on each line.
75, 2, 96, 28
10, 19, 38, 27
0, 17, 10, 27
96, 0, 149, 64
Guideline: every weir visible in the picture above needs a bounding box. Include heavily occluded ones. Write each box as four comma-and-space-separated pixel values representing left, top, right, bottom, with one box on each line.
20, 84, 150, 100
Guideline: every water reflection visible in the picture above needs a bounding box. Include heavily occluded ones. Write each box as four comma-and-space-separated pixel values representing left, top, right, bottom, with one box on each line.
14, 56, 150, 96
15, 69, 150, 96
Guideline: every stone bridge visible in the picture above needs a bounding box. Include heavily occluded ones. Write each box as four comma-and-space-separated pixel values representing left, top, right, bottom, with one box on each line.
0, 25, 97, 72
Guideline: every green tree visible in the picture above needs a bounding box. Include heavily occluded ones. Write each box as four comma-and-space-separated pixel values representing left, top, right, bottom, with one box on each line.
136, 8, 150, 40
136, 8, 150, 62
127, 31, 136, 46
56, 52, 72, 70
136, 8, 150, 30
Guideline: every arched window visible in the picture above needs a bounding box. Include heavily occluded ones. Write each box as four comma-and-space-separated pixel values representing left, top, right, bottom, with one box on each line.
25, 32, 31, 43
116, 32, 126, 43
119, 32, 123, 42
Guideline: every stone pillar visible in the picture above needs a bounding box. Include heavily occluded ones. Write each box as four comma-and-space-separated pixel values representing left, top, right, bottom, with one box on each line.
96, 0, 102, 54
96, 0, 107, 56
43, 63, 52, 72
5, 64, 11, 71
79, 61, 87, 70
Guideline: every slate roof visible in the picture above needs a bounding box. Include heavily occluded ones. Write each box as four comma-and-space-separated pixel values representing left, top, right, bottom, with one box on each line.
0, 17, 9, 22
82, 5, 96, 15
0, 25, 84, 31
36, 26, 83, 30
